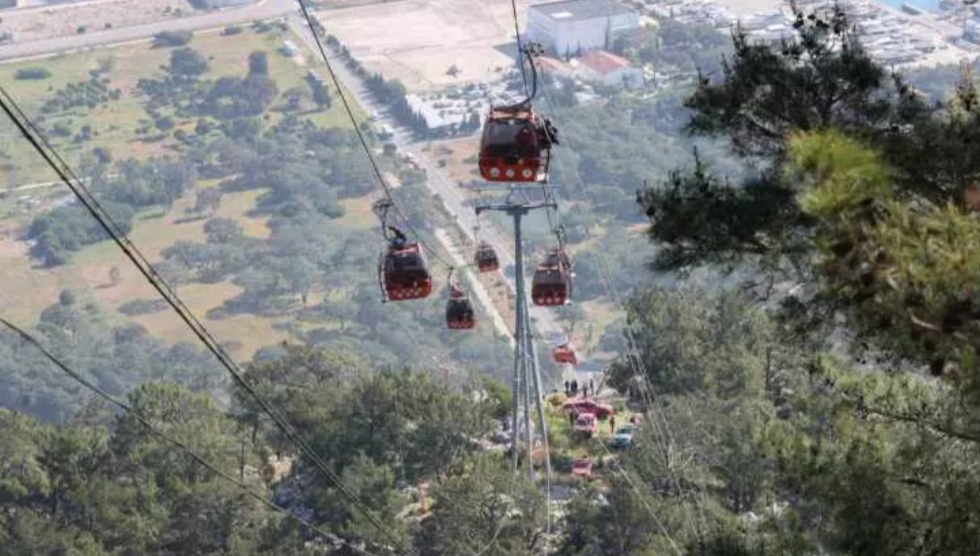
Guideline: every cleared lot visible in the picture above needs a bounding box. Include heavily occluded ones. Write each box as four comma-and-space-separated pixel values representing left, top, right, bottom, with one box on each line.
318, 0, 527, 91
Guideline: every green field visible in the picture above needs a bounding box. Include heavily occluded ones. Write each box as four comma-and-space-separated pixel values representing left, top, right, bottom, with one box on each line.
0, 25, 386, 359
0, 186, 389, 360
0, 24, 367, 185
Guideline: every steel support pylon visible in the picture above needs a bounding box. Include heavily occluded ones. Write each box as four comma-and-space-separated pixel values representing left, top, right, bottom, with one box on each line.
475, 185, 557, 487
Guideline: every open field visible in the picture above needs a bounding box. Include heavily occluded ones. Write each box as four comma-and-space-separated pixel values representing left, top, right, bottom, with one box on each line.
421, 138, 480, 185
0, 22, 384, 359
0, 188, 386, 360
318, 0, 526, 92
0, 24, 367, 184
0, 0, 196, 44
0, 188, 276, 358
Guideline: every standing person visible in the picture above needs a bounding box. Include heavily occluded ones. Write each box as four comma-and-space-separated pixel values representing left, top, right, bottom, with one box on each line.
564, 380, 570, 395
589, 378, 595, 397
610, 414, 616, 433
571, 379, 578, 396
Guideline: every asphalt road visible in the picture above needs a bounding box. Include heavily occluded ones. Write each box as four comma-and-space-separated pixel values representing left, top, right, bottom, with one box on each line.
286, 15, 590, 389
0, 0, 297, 62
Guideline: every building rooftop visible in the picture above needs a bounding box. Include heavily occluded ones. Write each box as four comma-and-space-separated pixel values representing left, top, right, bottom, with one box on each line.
536, 56, 568, 73
530, 0, 634, 22
578, 50, 631, 75
405, 94, 476, 129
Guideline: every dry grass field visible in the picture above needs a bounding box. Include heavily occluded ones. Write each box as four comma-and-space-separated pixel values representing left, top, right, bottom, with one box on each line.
318, 0, 528, 91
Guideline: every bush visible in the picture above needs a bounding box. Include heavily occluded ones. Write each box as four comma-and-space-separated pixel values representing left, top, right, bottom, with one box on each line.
153, 30, 193, 48
118, 299, 169, 316
547, 392, 567, 406
14, 68, 51, 80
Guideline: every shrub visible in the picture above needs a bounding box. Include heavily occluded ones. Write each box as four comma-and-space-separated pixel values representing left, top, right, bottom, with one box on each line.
14, 68, 51, 80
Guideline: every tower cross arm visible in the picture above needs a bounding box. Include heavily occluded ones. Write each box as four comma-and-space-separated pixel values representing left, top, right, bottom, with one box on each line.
474, 201, 557, 215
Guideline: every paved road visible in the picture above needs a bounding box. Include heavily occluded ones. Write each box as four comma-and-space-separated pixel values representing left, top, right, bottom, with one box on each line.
0, 0, 296, 62
287, 15, 591, 389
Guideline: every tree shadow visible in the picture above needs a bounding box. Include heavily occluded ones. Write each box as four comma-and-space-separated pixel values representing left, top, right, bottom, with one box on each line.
173, 215, 208, 225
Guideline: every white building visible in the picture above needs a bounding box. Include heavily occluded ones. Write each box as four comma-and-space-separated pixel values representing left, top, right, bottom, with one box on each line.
405, 93, 480, 136
527, 0, 640, 57
576, 50, 643, 89
192, 0, 251, 8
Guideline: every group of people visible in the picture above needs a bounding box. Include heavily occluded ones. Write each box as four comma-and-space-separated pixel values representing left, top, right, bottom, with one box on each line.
564, 377, 595, 398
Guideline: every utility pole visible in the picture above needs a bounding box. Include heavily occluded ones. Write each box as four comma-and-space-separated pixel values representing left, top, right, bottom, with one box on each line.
475, 184, 556, 485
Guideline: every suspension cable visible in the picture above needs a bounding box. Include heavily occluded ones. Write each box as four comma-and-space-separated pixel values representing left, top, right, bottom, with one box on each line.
510, 0, 531, 102
0, 314, 387, 556
295, 1, 455, 273
0, 84, 415, 556
538, 80, 710, 536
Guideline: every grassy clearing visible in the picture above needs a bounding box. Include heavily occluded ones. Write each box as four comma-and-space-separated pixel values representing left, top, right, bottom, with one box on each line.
0, 188, 282, 358
421, 138, 481, 186
0, 26, 367, 184
0, 24, 386, 360
338, 193, 384, 230
576, 299, 621, 356
129, 281, 290, 359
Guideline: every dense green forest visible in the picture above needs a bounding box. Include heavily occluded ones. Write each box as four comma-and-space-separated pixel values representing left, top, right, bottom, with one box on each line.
6, 3, 980, 554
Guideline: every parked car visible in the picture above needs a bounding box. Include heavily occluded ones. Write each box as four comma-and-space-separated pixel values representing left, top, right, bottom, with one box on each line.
610, 425, 636, 449
573, 413, 597, 438
571, 457, 593, 479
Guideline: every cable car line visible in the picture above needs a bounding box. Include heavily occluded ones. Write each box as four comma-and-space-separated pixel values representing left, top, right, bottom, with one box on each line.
0, 84, 416, 556
509, 0, 530, 102
295, 0, 455, 275
535, 79, 703, 524
0, 315, 389, 556
531, 78, 710, 537
500, 0, 704, 533
500, 3, 566, 264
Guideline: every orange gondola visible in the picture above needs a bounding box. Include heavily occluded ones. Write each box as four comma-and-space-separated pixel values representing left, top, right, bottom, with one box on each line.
532, 248, 572, 306
478, 103, 555, 183
446, 283, 476, 330
553, 343, 577, 365
380, 241, 432, 302
474, 241, 500, 272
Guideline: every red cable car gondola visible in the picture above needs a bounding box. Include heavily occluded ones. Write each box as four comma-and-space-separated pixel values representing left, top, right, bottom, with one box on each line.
532, 248, 572, 306
446, 283, 475, 330
380, 229, 432, 302
474, 241, 500, 273
553, 343, 577, 366
478, 103, 554, 183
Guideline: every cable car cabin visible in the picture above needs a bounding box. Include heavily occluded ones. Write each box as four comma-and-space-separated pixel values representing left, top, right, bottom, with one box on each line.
553, 344, 577, 366
446, 290, 476, 330
532, 249, 572, 306
381, 243, 432, 301
479, 104, 550, 183
474, 242, 500, 273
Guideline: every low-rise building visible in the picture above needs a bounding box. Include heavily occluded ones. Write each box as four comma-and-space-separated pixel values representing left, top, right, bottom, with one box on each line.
527, 0, 640, 56
405, 93, 481, 136
192, 0, 251, 8
576, 50, 643, 89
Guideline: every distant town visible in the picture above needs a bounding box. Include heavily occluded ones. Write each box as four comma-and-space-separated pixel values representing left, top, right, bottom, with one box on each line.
4, 0, 980, 135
